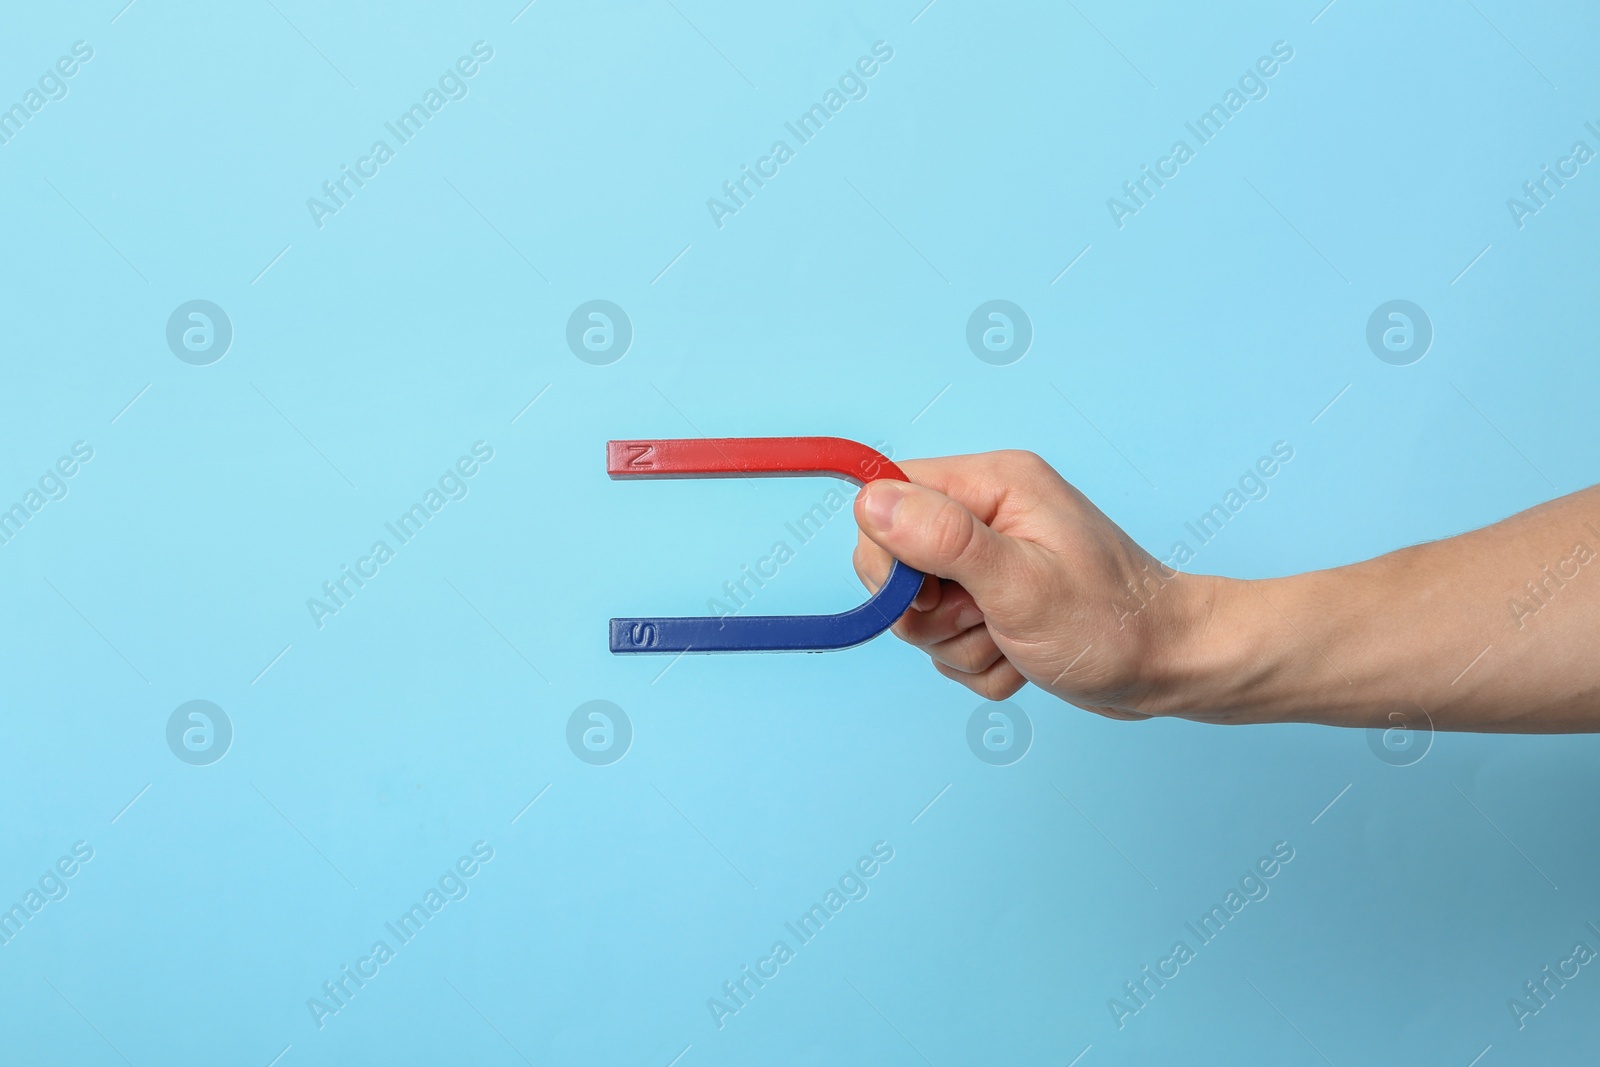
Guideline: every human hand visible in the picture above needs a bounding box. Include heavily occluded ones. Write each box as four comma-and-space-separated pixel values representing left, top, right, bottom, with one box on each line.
852, 451, 1215, 718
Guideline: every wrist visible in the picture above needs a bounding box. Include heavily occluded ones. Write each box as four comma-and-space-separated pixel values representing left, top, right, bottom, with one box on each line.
1138, 573, 1289, 724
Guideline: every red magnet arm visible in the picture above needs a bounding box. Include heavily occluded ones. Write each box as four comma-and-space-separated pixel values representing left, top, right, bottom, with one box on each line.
607, 437, 902, 485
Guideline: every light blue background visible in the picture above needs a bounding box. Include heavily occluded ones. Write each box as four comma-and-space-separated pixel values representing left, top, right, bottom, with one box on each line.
2, 0, 1598, 1063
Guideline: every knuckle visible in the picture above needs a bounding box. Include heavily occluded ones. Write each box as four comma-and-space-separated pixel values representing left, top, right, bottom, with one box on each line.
996, 448, 1046, 474
1012, 450, 1058, 488
924, 497, 976, 565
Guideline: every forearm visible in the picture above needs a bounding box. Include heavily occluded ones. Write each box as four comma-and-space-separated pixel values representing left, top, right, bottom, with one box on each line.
1159, 486, 1600, 731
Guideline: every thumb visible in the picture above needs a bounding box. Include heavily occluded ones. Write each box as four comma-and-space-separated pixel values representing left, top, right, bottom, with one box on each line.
855, 479, 1023, 603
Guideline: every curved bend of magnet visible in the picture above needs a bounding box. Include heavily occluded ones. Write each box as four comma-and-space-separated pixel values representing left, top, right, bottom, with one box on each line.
607, 437, 924, 654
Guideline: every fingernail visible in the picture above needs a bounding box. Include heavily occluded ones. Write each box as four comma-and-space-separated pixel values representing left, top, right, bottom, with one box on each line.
861, 482, 904, 533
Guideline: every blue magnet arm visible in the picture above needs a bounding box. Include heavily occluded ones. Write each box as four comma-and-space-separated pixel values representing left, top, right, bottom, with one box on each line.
607, 436, 925, 654
610, 559, 922, 653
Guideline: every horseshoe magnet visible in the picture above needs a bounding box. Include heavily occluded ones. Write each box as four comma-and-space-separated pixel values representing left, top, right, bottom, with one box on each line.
607, 436, 923, 653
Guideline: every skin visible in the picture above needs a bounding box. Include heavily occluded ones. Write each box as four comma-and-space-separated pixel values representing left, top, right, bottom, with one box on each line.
852, 450, 1600, 732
